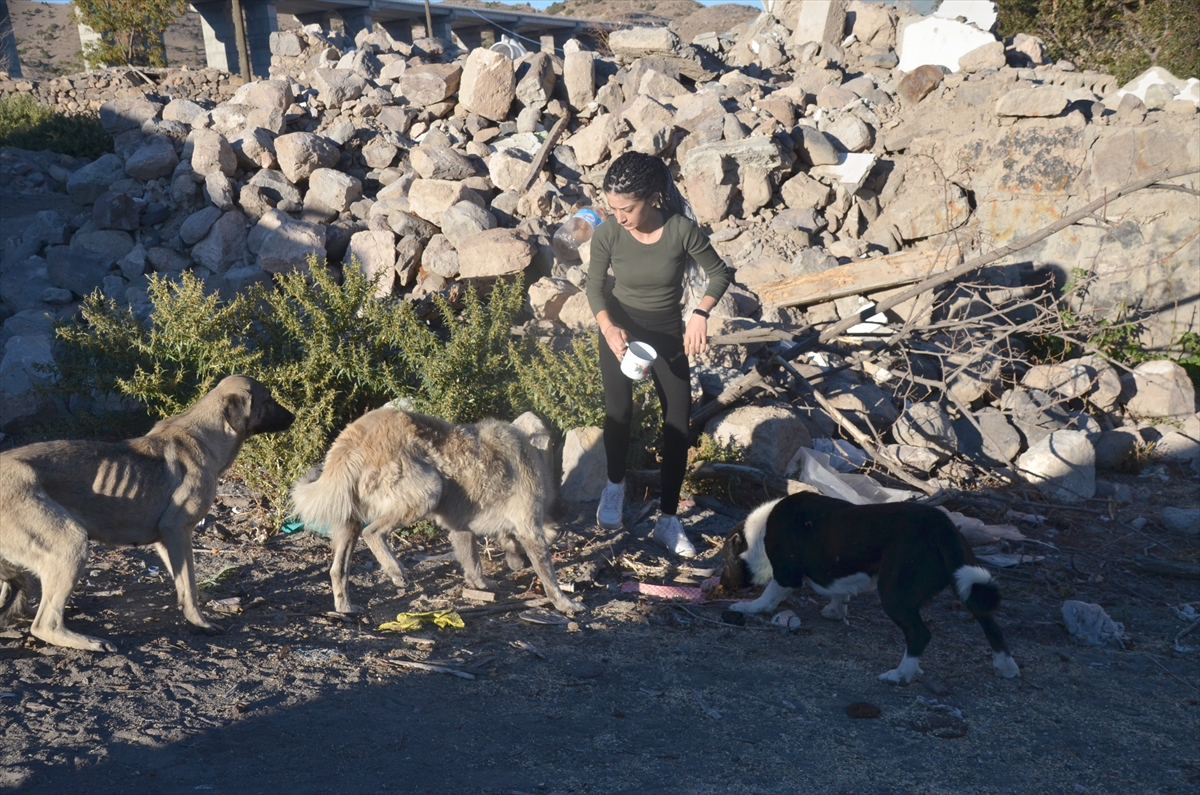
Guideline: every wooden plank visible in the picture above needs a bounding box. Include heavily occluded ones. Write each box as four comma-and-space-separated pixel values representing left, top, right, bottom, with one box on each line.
755, 248, 962, 309
518, 114, 570, 195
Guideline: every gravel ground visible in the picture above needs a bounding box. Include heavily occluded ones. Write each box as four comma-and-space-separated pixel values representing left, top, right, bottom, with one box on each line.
1, 467, 1197, 795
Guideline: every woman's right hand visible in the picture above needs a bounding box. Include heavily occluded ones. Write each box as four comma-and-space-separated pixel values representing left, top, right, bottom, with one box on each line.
601, 323, 629, 360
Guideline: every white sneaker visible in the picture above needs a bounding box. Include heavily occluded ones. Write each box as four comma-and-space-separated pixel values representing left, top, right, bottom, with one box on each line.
596, 480, 625, 529
652, 514, 696, 558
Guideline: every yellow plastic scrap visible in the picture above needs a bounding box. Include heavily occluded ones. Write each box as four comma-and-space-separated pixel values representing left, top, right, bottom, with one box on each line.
378, 610, 465, 632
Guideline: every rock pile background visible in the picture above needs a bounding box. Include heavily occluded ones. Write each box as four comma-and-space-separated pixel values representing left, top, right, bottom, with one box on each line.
1, 0, 1197, 508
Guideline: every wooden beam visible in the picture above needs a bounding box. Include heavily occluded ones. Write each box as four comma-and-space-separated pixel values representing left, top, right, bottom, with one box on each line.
755, 248, 962, 309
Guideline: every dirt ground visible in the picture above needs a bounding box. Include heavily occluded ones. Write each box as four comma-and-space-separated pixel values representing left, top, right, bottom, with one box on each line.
1, 464, 1197, 795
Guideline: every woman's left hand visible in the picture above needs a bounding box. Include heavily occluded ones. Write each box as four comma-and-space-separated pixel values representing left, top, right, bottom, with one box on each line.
684, 313, 708, 356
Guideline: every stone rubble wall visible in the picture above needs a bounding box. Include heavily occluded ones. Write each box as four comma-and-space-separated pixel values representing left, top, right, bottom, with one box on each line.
1, 2, 1197, 496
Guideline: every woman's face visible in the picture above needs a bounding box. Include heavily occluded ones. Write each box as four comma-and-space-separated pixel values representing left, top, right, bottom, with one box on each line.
605, 191, 660, 233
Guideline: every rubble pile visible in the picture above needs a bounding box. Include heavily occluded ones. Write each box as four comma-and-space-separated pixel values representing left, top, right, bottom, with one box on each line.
1, 0, 1197, 503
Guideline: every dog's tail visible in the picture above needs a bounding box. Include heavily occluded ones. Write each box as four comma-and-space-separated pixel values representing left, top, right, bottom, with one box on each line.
290, 441, 362, 537
937, 518, 1002, 616
0, 559, 31, 628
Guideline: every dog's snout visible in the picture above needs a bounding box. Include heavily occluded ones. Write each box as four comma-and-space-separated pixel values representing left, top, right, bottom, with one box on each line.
254, 400, 295, 434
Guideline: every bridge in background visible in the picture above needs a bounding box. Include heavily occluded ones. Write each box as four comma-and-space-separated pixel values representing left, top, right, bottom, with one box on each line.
189, 0, 616, 79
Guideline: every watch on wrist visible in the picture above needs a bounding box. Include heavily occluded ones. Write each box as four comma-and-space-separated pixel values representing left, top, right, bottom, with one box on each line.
692, 308, 710, 319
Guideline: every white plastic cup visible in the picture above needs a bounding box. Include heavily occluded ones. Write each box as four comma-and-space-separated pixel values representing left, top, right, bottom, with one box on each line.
620, 341, 657, 380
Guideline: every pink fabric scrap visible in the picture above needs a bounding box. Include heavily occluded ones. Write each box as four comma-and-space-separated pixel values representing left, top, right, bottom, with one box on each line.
621, 577, 722, 603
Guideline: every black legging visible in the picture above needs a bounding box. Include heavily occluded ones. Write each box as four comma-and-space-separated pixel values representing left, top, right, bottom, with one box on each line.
599, 302, 690, 516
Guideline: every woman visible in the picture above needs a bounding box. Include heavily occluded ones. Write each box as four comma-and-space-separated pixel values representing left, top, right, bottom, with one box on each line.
586, 152, 730, 558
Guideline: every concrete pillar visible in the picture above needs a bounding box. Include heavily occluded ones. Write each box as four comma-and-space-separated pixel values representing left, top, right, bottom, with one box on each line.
429, 14, 453, 44
456, 27, 484, 51
340, 8, 372, 40
243, 0, 278, 79
0, 0, 21, 78
540, 33, 556, 55
193, 1, 239, 73
76, 23, 107, 71
379, 20, 415, 44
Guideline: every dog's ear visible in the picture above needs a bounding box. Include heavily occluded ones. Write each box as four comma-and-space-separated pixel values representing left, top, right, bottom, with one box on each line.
222, 388, 252, 436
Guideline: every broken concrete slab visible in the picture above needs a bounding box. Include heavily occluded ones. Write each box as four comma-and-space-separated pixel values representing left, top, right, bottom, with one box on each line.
897, 16, 996, 73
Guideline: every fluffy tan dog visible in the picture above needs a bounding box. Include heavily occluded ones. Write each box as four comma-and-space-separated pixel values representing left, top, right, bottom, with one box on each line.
0, 376, 294, 652
291, 407, 584, 615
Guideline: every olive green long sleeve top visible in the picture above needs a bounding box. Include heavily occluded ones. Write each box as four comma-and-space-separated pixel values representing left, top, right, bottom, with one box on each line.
586, 211, 731, 316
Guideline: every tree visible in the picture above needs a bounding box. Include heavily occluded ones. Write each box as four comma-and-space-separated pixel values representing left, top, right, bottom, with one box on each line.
72, 0, 186, 69
997, 0, 1200, 84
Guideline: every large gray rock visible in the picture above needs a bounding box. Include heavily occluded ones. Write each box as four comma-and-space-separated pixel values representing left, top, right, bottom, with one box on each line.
704, 404, 813, 476
312, 68, 367, 107
46, 245, 110, 297
824, 115, 873, 153
790, 0, 848, 46
440, 201, 496, 249
527, 277, 580, 322
420, 234, 459, 278
274, 132, 340, 183
306, 168, 363, 214
347, 230, 397, 296
892, 402, 957, 453
953, 408, 1022, 464
515, 52, 556, 110
71, 230, 134, 267
1093, 429, 1140, 472
487, 148, 532, 193
124, 135, 179, 181
407, 179, 474, 224
92, 192, 141, 232
396, 64, 462, 107
456, 229, 534, 279
99, 97, 162, 135
66, 154, 126, 204
460, 49, 516, 122
563, 113, 624, 167
230, 127, 278, 170
205, 171, 236, 211
162, 98, 206, 125
560, 426, 608, 503
1, 257, 54, 314
563, 50, 597, 110
231, 79, 292, 111
1017, 430, 1096, 503
191, 210, 248, 274
411, 146, 475, 180
362, 139, 399, 170
255, 215, 327, 275
1001, 387, 1100, 448
190, 129, 236, 177
0, 335, 56, 429
1160, 507, 1200, 538
995, 86, 1068, 118
1122, 360, 1195, 418
180, 206, 223, 245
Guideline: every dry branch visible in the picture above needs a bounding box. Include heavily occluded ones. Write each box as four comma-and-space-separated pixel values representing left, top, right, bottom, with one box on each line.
518, 114, 570, 195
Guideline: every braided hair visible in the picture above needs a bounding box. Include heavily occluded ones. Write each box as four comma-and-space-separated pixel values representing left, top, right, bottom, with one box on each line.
602, 152, 707, 311
602, 152, 696, 226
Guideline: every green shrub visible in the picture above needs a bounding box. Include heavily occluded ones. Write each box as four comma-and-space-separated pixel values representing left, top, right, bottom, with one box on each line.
50, 263, 667, 523
72, 0, 185, 69
0, 95, 113, 159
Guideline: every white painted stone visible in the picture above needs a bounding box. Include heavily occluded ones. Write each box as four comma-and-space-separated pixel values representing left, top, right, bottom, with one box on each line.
897, 17, 996, 73
1017, 430, 1096, 504
933, 1, 997, 32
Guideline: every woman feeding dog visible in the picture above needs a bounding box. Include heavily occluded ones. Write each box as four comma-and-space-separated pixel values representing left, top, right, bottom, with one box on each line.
586, 152, 730, 557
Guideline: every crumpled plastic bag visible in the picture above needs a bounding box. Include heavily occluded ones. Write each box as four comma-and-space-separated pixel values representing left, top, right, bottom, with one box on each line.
1062, 600, 1128, 649
378, 610, 465, 632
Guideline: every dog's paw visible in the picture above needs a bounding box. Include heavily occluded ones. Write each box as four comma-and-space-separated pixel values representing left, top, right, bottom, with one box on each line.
878, 666, 922, 686
556, 599, 588, 616
994, 652, 1021, 678
728, 602, 759, 614
821, 605, 848, 621
334, 602, 363, 615
193, 621, 225, 636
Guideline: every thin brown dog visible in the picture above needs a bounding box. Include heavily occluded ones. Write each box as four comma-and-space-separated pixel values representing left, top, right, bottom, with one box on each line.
0, 375, 294, 652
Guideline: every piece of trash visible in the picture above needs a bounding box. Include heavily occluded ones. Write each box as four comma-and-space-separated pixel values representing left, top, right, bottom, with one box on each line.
620, 577, 721, 603
279, 520, 306, 535
917, 695, 964, 719
379, 610, 465, 632
639, 687, 664, 697
0, 693, 16, 699
382, 658, 475, 680
518, 609, 569, 626
295, 648, 344, 664
1005, 510, 1046, 524
145, 566, 160, 577
1062, 600, 1128, 649
1172, 604, 1198, 622
721, 610, 746, 626
692, 690, 721, 720
846, 701, 881, 719
461, 588, 495, 603
976, 553, 1044, 568
771, 610, 802, 631
207, 596, 242, 614
510, 639, 545, 659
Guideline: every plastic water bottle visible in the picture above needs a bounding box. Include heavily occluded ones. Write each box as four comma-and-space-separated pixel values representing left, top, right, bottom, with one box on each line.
551, 207, 604, 263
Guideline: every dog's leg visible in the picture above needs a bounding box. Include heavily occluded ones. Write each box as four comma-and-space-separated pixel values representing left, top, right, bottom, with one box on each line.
821, 594, 850, 621
330, 520, 364, 614
975, 614, 1020, 678
448, 530, 495, 591
155, 534, 221, 635
511, 526, 584, 615
28, 521, 117, 653
729, 579, 794, 614
500, 534, 527, 572
878, 600, 931, 686
360, 518, 408, 589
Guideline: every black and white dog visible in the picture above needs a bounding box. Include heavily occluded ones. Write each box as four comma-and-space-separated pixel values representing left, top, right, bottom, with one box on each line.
720, 492, 1020, 684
